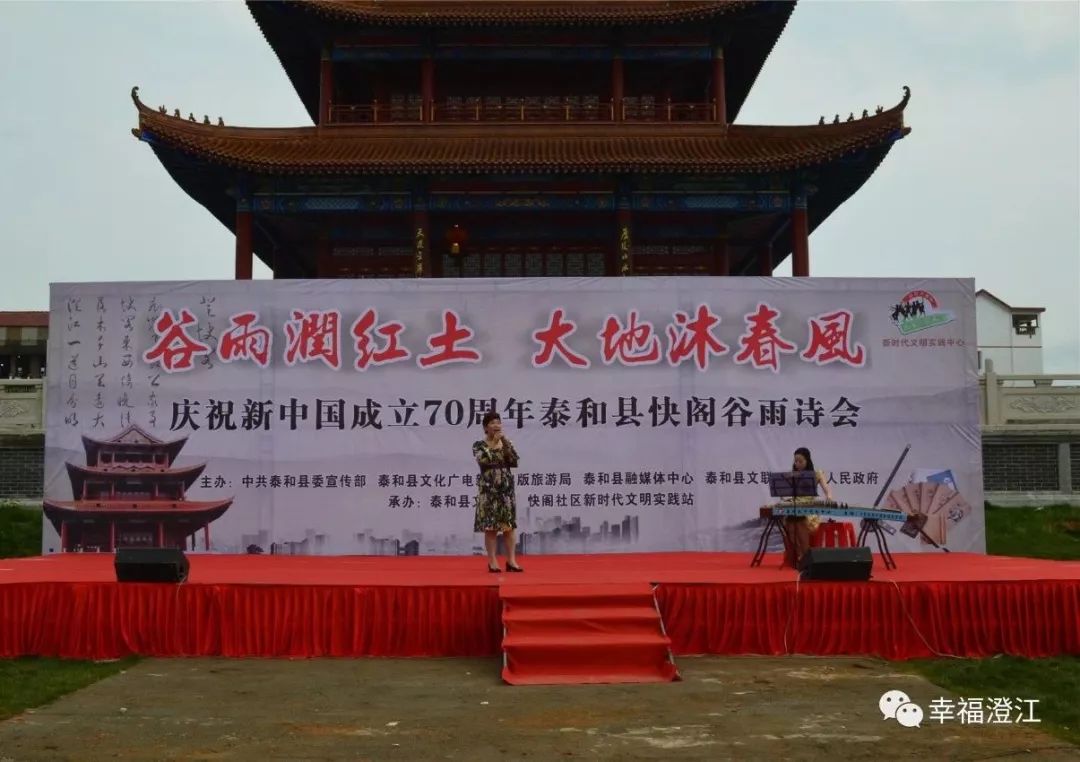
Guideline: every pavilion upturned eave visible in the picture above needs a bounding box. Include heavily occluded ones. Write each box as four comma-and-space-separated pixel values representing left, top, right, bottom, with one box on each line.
81, 427, 188, 465
81, 422, 170, 447
130, 86, 909, 176
65, 462, 208, 495
42, 499, 234, 535
129, 84, 909, 277
43, 499, 233, 514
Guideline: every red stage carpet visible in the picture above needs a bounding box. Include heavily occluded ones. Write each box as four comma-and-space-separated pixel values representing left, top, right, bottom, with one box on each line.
1, 552, 1078, 661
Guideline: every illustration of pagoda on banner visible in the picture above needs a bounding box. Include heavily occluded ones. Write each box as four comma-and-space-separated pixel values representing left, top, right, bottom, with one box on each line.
43, 424, 232, 553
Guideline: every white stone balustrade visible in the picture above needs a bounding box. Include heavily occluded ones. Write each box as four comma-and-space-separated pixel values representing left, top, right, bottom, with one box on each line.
981, 359, 1080, 430
0, 379, 44, 432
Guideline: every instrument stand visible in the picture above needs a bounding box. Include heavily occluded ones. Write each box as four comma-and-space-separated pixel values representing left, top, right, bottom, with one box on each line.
750, 515, 791, 567
857, 519, 897, 571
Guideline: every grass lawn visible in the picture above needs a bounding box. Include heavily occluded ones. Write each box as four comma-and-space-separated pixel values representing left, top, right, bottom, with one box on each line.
0, 501, 42, 559
904, 656, 1080, 746
0, 657, 138, 722
983, 503, 1080, 560
0, 502, 140, 721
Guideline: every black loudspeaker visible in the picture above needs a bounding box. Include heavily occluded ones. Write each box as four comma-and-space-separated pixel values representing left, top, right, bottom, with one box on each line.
798, 546, 872, 581
114, 547, 190, 583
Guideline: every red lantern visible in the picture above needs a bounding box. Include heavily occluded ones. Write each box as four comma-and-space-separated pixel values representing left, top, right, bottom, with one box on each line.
446, 224, 468, 257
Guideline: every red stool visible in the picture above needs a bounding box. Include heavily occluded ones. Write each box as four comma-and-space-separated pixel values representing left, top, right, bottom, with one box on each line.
811, 520, 857, 548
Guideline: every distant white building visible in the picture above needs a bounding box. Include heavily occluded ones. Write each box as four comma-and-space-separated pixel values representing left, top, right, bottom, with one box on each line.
975, 289, 1044, 374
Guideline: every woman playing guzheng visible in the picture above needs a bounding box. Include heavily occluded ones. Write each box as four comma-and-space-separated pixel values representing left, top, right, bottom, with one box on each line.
783, 446, 834, 568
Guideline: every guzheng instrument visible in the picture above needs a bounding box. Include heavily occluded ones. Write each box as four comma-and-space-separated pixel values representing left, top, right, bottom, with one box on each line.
752, 499, 908, 571
760, 502, 907, 524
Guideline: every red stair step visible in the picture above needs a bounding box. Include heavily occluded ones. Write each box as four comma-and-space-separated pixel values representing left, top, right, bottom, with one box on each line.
499, 582, 678, 686
503, 606, 659, 622
505, 649, 673, 676
503, 606, 662, 637
500, 668, 679, 686
500, 582, 656, 608
503, 632, 671, 649
502, 637, 677, 685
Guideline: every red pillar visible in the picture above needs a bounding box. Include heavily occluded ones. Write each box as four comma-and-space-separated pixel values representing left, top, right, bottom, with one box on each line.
421, 57, 434, 122
204, 525, 211, 552
712, 238, 729, 276
108, 521, 116, 552
319, 49, 333, 125
612, 55, 624, 121
314, 239, 331, 278
713, 46, 727, 126
758, 243, 773, 276
60, 521, 68, 552
156, 521, 165, 547
235, 208, 253, 280
792, 195, 810, 277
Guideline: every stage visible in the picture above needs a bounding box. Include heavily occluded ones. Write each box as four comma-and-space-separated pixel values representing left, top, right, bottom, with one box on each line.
1, 552, 1077, 661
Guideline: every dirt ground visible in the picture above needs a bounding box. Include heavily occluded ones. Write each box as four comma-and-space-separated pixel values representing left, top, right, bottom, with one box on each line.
0, 656, 1074, 761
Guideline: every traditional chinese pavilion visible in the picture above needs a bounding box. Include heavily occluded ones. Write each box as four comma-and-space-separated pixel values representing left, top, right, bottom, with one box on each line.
43, 425, 232, 552
131, 0, 908, 280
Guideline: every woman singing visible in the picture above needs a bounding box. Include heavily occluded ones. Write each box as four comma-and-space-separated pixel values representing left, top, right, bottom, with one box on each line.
473, 412, 523, 573
783, 446, 835, 568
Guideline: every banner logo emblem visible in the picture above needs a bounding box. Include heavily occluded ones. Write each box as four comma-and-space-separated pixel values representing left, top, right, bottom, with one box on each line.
889, 290, 954, 335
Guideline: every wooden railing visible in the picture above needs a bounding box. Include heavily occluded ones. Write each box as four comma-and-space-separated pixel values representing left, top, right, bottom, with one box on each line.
328, 100, 716, 124
981, 360, 1080, 429
330, 104, 424, 124
0, 379, 45, 433
434, 100, 614, 122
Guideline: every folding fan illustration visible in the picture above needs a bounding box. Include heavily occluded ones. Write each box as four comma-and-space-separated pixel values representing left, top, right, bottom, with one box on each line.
885, 481, 971, 545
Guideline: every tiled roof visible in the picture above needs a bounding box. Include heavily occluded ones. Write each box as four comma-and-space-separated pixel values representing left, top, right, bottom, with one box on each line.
287, 0, 754, 26
133, 87, 909, 175
0, 311, 49, 328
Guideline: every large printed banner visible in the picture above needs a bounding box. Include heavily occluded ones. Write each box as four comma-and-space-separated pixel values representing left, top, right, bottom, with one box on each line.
45, 277, 983, 555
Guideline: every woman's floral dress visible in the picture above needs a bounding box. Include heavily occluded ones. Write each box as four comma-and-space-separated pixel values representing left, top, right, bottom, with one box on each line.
790, 469, 826, 532
472, 439, 520, 532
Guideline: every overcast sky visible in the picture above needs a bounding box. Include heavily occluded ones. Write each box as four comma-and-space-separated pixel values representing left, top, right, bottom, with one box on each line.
1, 0, 1077, 371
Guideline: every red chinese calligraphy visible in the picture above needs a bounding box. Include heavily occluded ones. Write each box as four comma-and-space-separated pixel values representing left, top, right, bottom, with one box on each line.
532, 308, 589, 368
598, 310, 662, 366
217, 311, 272, 368
802, 309, 866, 367
666, 304, 728, 370
284, 309, 341, 369
733, 303, 796, 372
142, 308, 210, 373
351, 309, 410, 370
417, 310, 481, 368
